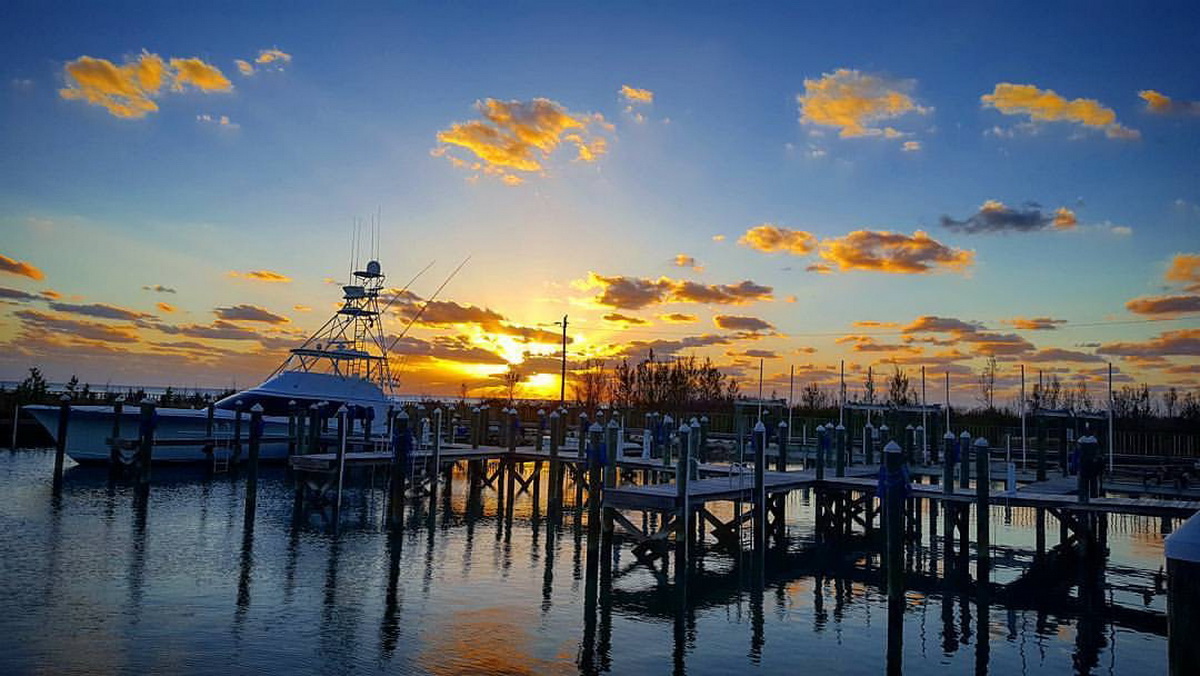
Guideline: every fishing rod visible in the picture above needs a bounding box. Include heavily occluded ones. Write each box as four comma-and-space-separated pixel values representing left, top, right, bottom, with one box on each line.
376, 259, 437, 316
385, 255, 472, 355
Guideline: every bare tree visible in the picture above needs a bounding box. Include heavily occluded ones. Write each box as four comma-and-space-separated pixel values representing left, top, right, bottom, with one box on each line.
501, 365, 523, 404
887, 362, 914, 406
1163, 386, 1180, 418
572, 358, 610, 409
863, 366, 876, 405
976, 355, 997, 410
800, 382, 831, 411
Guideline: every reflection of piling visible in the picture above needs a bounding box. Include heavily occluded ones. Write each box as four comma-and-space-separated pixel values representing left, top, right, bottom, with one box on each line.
430, 408, 443, 508
52, 395, 69, 490
1166, 512, 1200, 676
974, 436, 990, 579
244, 404, 263, 530
137, 399, 156, 484
886, 593, 904, 676
585, 421, 604, 568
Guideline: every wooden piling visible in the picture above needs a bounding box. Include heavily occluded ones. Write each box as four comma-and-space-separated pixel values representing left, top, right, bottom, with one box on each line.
776, 421, 788, 472
578, 413, 589, 460
585, 421, 604, 561
864, 422, 875, 466
699, 416, 709, 463
1036, 417, 1047, 482
389, 410, 410, 527
431, 408, 443, 506
974, 436, 990, 578
52, 395, 70, 490
286, 401, 297, 456
903, 424, 915, 465
676, 421, 692, 568
603, 419, 619, 535
548, 410, 561, 507
244, 404, 263, 530
109, 397, 124, 474
536, 409, 546, 452
815, 424, 826, 480
137, 399, 156, 484
1166, 512, 1200, 676
233, 400, 244, 463
661, 414, 673, 468
835, 423, 846, 477
883, 440, 905, 598
959, 430, 971, 489
753, 421, 767, 556
333, 405, 348, 524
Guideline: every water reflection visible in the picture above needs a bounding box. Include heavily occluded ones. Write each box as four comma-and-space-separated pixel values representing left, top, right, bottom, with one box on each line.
0, 452, 1177, 675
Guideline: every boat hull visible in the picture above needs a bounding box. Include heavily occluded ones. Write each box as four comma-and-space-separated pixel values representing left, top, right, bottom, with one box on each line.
23, 405, 293, 464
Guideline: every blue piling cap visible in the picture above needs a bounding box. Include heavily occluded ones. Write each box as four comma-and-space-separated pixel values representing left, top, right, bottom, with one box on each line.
816, 424, 826, 432
1078, 435, 1098, 444
754, 421, 766, 432
973, 437, 989, 447
906, 424, 914, 430
251, 403, 264, 413
836, 424, 845, 431
960, 430, 972, 439
679, 423, 690, 434
884, 440, 902, 454
1166, 512, 1200, 563
549, 410, 559, 419
779, 420, 788, 428
944, 431, 955, 439
607, 419, 620, 429
589, 422, 603, 433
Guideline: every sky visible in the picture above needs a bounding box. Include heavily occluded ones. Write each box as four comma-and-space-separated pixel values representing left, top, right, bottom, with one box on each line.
1, 2, 1198, 405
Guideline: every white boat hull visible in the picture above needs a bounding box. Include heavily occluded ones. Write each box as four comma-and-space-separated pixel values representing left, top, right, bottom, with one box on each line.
23, 405, 294, 464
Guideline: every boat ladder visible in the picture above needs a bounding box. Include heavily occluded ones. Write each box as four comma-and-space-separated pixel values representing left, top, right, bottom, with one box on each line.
211, 427, 233, 473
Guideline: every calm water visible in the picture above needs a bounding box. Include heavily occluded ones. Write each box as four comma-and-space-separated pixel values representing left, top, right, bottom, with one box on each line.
0, 450, 1172, 675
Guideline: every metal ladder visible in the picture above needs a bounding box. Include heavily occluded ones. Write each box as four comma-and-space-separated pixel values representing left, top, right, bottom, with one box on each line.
211, 425, 233, 473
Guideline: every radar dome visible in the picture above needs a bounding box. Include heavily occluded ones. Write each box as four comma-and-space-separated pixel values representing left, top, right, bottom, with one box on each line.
366, 260, 381, 275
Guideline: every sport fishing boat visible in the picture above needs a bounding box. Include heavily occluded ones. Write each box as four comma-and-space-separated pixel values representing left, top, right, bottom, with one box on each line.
26, 260, 399, 464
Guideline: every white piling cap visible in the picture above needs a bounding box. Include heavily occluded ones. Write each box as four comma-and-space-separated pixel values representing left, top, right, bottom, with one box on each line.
973, 437, 989, 448
916, 425, 924, 431
691, 419, 701, 430
337, 404, 348, 414
1078, 435, 1098, 444
883, 440, 902, 454
663, 414, 673, 424
580, 412, 589, 419
879, 423, 889, 431
690, 416, 699, 425
700, 416, 708, 423
60, 394, 71, 401
944, 431, 956, 440
816, 424, 825, 432
549, 410, 559, 419
288, 400, 296, 406
906, 424, 914, 430
1166, 513, 1200, 563
679, 423, 690, 434
754, 421, 766, 432
960, 430, 972, 439
607, 418, 620, 429
779, 420, 788, 428
310, 403, 321, 410
589, 422, 603, 433
141, 397, 155, 405
251, 403, 264, 413
434, 408, 442, 415
537, 409, 545, 415
398, 410, 409, 419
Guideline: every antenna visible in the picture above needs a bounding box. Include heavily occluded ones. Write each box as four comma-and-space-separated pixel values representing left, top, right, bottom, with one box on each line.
385, 256, 471, 354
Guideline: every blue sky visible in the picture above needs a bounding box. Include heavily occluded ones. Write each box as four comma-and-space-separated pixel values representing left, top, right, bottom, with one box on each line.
1, 1, 1198, 401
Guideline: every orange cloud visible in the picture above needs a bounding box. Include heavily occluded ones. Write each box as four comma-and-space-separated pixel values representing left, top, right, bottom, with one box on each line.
660, 312, 698, 323
818, 230, 973, 274
214, 304, 289, 324
228, 270, 292, 283
156, 302, 176, 313
60, 51, 231, 119
1098, 328, 1200, 357
603, 312, 648, 325
902, 140, 921, 152
673, 254, 698, 269
797, 68, 928, 139
169, 57, 232, 92
48, 302, 154, 321
580, 272, 773, 310
941, 200, 1077, 233
619, 85, 653, 103
14, 309, 140, 343
1002, 316, 1067, 330
1139, 90, 1200, 115
981, 83, 1138, 140
1165, 253, 1200, 291
738, 225, 817, 255
256, 48, 292, 66
0, 253, 44, 280
713, 315, 774, 332
853, 320, 899, 328
1125, 294, 1200, 316
1022, 348, 1104, 363
435, 98, 609, 184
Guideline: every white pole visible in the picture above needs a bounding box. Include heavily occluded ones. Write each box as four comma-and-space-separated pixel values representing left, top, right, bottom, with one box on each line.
787, 364, 795, 447
839, 359, 846, 427
944, 371, 950, 430
921, 365, 927, 460
1108, 362, 1114, 474
757, 359, 764, 422
1020, 364, 1027, 471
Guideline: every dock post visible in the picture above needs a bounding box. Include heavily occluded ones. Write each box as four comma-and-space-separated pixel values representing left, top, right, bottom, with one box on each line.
753, 421, 767, 556
603, 419, 619, 535
470, 407, 480, 449
549, 411, 561, 508
904, 424, 915, 465
689, 418, 701, 480
508, 408, 518, 453
879, 423, 890, 446
431, 408, 443, 506
1078, 434, 1099, 504
1036, 417, 1047, 481
389, 410, 410, 527
244, 404, 263, 530
675, 421, 692, 569
52, 395, 70, 490
776, 421, 788, 471
700, 416, 710, 464
942, 431, 955, 493
835, 423, 846, 477
883, 440, 906, 598
109, 397, 124, 475
1166, 512, 1200, 675
916, 425, 925, 465
205, 402, 215, 443
536, 409, 546, 452
942, 431, 956, 575
661, 414, 674, 469
959, 430, 972, 489
308, 403, 321, 454
585, 421, 604, 556
815, 424, 827, 481
333, 405, 348, 525
233, 400, 244, 463
974, 436, 990, 579
286, 401, 297, 457
647, 412, 659, 461
478, 405, 488, 447
864, 422, 875, 466
578, 413, 589, 460
137, 399, 156, 484
363, 406, 374, 444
